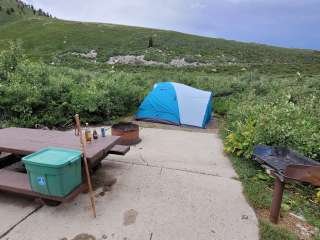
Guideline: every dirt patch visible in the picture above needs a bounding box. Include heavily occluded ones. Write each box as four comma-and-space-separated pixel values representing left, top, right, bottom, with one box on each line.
123, 209, 138, 226
92, 168, 116, 190
121, 116, 219, 134
71, 233, 96, 240
92, 167, 117, 197
256, 209, 318, 240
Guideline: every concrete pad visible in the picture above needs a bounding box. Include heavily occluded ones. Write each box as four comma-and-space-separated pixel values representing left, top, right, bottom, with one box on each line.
4, 162, 258, 240
0, 193, 41, 237
110, 127, 237, 178
1, 128, 258, 240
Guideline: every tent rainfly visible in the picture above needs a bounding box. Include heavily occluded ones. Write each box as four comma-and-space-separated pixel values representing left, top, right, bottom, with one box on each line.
135, 82, 213, 128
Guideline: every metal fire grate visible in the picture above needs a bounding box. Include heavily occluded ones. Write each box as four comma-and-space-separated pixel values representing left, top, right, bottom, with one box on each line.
253, 145, 320, 224
111, 122, 141, 145
253, 145, 320, 175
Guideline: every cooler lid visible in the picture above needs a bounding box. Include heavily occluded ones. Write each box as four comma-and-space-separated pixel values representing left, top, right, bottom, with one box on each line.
22, 147, 82, 168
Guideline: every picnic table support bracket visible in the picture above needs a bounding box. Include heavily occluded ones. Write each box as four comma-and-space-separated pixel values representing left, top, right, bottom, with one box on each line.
270, 176, 285, 224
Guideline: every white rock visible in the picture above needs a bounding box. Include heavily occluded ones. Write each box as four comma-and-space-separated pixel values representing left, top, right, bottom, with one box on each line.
289, 212, 306, 222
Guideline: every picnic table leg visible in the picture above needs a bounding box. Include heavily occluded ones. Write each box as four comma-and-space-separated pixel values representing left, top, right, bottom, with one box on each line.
270, 176, 285, 224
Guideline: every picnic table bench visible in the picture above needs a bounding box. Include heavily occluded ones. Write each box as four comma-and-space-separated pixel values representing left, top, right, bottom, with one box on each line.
0, 127, 130, 205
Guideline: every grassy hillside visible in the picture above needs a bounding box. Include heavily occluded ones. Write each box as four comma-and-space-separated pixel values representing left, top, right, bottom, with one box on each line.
0, 0, 39, 23
0, 15, 320, 65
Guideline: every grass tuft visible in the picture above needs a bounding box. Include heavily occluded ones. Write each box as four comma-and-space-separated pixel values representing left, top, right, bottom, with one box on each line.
260, 220, 298, 240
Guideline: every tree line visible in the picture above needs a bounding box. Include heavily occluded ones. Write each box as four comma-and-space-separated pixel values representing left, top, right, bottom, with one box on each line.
0, 0, 52, 17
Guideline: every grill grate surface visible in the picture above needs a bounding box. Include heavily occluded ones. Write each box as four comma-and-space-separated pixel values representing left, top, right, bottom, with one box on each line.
253, 145, 320, 174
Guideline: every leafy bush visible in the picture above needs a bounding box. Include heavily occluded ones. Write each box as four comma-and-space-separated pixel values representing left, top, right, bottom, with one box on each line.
224, 80, 320, 161
0, 42, 146, 127
0, 40, 24, 81
316, 188, 320, 203
224, 118, 256, 159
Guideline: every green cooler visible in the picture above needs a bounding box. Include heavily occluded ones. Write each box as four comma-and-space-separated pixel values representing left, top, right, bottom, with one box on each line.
22, 147, 82, 197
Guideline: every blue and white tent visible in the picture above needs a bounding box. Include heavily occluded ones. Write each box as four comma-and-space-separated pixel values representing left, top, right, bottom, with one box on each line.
135, 82, 213, 128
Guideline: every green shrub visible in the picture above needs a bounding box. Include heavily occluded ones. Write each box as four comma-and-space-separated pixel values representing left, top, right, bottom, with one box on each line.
0, 40, 24, 81
224, 118, 256, 159
224, 92, 320, 161
0, 42, 146, 127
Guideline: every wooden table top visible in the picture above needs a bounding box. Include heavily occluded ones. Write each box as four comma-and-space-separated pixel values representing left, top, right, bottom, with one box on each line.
0, 127, 120, 162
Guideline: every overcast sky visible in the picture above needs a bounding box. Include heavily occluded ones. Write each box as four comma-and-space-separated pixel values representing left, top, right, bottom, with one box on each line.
23, 0, 320, 50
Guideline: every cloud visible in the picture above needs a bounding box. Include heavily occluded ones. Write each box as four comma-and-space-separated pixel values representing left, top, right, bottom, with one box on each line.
190, 1, 207, 9
24, 0, 191, 26
22, 0, 320, 49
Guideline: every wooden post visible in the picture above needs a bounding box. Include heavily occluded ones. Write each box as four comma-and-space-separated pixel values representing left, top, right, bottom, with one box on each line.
74, 114, 96, 218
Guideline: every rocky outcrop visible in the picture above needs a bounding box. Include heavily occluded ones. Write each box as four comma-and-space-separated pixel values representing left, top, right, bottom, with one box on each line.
106, 55, 212, 67
72, 50, 97, 60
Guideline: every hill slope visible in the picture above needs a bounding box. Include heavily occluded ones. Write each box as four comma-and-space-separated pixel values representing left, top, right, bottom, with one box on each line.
0, 0, 30, 23
0, 1, 319, 65
0, 0, 49, 23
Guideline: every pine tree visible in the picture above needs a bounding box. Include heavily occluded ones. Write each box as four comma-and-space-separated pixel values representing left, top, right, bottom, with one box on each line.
148, 37, 154, 48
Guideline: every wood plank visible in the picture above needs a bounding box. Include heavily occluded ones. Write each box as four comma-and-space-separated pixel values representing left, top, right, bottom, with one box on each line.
108, 145, 130, 156
0, 169, 87, 202
0, 169, 31, 192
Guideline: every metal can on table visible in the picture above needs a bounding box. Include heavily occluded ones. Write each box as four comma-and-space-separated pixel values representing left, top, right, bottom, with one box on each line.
101, 127, 106, 137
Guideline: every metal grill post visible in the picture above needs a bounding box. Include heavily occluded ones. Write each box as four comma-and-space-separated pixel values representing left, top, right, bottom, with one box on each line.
270, 176, 285, 224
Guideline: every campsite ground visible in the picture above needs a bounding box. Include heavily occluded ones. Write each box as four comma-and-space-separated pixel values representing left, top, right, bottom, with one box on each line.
1, 2, 320, 239
0, 126, 259, 240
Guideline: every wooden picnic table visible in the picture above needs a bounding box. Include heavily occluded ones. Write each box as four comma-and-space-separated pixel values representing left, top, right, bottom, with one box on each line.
0, 127, 121, 168
0, 127, 126, 204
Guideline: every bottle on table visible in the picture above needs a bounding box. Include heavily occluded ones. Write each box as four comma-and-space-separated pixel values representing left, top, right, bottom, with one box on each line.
93, 129, 98, 140
101, 127, 106, 137
85, 123, 92, 142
